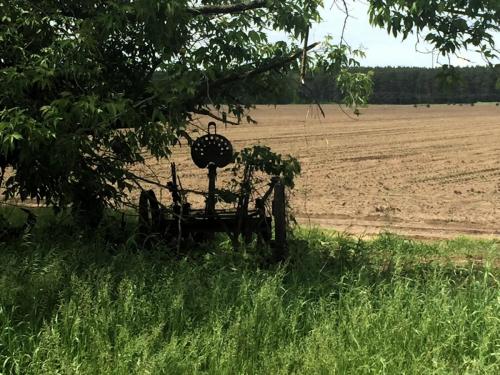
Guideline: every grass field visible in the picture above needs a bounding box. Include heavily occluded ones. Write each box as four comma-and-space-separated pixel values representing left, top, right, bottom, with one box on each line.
136, 104, 500, 240
1, 212, 499, 374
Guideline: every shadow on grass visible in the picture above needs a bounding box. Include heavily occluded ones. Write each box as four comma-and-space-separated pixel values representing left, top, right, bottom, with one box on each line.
1, 210, 499, 374
1, 210, 497, 327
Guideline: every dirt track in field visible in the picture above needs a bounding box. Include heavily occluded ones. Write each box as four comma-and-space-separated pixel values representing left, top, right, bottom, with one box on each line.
140, 104, 500, 240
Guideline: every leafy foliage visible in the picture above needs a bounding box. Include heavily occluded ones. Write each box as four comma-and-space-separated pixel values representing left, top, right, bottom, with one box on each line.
233, 145, 301, 188
369, 0, 499, 58
313, 41, 374, 108
210, 145, 299, 208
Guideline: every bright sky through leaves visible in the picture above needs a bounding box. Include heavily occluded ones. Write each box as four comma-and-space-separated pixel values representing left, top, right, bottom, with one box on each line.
270, 1, 500, 67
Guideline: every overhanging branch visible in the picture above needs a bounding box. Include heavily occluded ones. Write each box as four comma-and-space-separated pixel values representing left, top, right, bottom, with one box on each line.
192, 108, 240, 125
107, 43, 321, 129
56, 1, 269, 20
207, 42, 320, 91
187, 1, 268, 16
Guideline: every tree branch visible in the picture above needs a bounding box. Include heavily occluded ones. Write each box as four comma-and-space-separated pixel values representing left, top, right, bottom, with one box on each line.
56, 1, 270, 20
207, 42, 320, 91
187, 1, 268, 16
192, 108, 240, 125
443, 8, 493, 19
106, 43, 321, 129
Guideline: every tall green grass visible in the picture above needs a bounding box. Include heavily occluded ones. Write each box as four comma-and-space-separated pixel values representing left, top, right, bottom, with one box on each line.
0, 216, 499, 374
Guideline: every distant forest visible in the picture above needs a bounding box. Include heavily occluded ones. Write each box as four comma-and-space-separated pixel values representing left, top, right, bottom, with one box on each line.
260, 66, 500, 105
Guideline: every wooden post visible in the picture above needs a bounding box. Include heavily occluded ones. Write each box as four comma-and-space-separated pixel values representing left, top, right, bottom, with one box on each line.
273, 181, 287, 260
206, 162, 217, 216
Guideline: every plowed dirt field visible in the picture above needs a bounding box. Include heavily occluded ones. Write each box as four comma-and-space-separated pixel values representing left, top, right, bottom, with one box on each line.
140, 104, 500, 240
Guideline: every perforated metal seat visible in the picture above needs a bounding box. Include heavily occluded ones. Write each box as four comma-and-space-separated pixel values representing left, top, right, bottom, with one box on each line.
191, 122, 233, 168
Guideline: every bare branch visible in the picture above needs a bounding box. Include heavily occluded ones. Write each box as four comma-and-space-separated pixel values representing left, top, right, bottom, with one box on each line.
300, 28, 310, 84
340, 0, 350, 47
125, 171, 168, 190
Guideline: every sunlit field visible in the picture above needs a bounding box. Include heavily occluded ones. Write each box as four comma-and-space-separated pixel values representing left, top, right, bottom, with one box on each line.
137, 104, 500, 240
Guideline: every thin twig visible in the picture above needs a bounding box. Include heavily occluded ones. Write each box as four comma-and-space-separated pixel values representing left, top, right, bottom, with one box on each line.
193, 108, 240, 125
337, 103, 359, 120
300, 83, 326, 118
340, 0, 351, 47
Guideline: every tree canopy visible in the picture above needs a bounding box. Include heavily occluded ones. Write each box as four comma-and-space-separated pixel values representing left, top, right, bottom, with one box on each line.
1, 0, 498, 219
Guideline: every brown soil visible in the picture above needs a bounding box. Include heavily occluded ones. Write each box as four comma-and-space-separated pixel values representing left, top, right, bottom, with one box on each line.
137, 104, 500, 240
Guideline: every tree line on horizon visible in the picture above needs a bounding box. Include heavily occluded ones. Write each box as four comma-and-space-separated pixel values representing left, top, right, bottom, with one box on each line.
258, 66, 500, 105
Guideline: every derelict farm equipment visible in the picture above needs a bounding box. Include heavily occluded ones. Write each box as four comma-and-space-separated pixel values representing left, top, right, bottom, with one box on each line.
138, 122, 288, 259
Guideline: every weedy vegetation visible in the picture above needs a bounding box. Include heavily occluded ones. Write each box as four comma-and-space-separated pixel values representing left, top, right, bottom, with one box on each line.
0, 210, 499, 374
